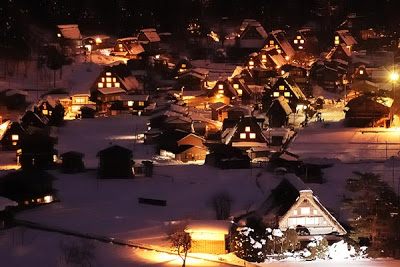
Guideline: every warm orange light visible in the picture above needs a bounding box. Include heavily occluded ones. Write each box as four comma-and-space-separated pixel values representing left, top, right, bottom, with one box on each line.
11, 135, 19, 141
390, 72, 399, 82
95, 37, 102, 44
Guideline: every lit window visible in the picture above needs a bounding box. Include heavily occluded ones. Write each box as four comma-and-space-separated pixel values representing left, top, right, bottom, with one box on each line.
300, 39, 304, 44
119, 43, 123, 48
284, 92, 291, 97
128, 101, 134, 107
98, 82, 104, 88
273, 92, 280, 97
270, 40, 274, 45
249, 61, 254, 66
57, 33, 61, 38
294, 40, 298, 44
114, 82, 120, 87
233, 83, 239, 89
359, 70, 364, 75
262, 54, 267, 59
181, 64, 186, 68
249, 133, 256, 139
277, 49, 282, 54
12, 141, 17, 146
279, 85, 285, 90
218, 84, 224, 90
294, 210, 298, 215
106, 72, 112, 76
44, 195, 53, 203
139, 101, 144, 106
275, 45, 279, 49
237, 89, 243, 96
335, 36, 339, 41
301, 207, 310, 215
245, 126, 250, 132
297, 36, 301, 40
106, 83, 112, 88
240, 133, 246, 139
101, 77, 105, 82
42, 110, 48, 115
12, 135, 19, 141
106, 77, 112, 82
113, 78, 116, 82
313, 209, 318, 215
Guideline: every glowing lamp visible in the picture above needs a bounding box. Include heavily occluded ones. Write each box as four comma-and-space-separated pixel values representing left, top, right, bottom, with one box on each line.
95, 37, 102, 44
391, 72, 399, 82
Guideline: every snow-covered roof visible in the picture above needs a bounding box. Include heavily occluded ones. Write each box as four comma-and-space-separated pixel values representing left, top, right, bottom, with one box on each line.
120, 94, 149, 101
140, 29, 161, 43
57, 24, 81, 40
209, 102, 229, 111
4, 89, 28, 97
336, 30, 357, 46
269, 30, 295, 57
120, 76, 140, 91
0, 120, 11, 141
185, 220, 231, 234
98, 88, 125, 95
39, 95, 58, 108
0, 196, 18, 211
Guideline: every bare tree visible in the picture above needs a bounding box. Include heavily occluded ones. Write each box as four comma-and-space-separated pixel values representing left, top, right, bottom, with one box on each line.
60, 240, 96, 267
211, 191, 233, 220
166, 222, 192, 267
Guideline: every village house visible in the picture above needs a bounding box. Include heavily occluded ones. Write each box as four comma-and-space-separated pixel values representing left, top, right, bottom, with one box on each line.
292, 28, 319, 53
258, 47, 287, 70
255, 175, 347, 238
113, 37, 145, 59
265, 30, 295, 60
97, 145, 134, 178
345, 95, 393, 127
0, 121, 30, 150
326, 43, 352, 62
208, 80, 238, 105
334, 30, 357, 51
137, 28, 161, 53
120, 94, 150, 115
222, 116, 268, 151
310, 61, 343, 92
210, 102, 231, 122
83, 35, 112, 51
172, 58, 193, 77
60, 151, 85, 173
20, 105, 49, 129
281, 65, 310, 91
0, 89, 28, 109
56, 24, 83, 55
176, 68, 209, 91
18, 133, 57, 170
185, 220, 231, 254
205, 144, 251, 169
263, 77, 307, 112
157, 129, 208, 162
266, 96, 292, 128
237, 19, 268, 51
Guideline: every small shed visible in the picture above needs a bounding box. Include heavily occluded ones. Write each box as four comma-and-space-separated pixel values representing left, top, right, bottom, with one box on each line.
185, 220, 231, 254
0, 196, 18, 229
60, 151, 85, 173
97, 145, 134, 178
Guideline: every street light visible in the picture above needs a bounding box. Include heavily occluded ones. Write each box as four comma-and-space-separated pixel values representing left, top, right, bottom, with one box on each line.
390, 72, 399, 99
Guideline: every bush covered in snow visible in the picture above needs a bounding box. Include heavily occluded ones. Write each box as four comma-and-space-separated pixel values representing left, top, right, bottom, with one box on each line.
305, 236, 329, 260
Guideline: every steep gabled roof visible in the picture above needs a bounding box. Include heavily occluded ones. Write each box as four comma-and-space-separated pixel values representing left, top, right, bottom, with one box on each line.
273, 77, 306, 100
326, 43, 351, 60
140, 28, 161, 43
267, 96, 292, 116
97, 145, 132, 157
57, 24, 81, 40
336, 30, 357, 46
269, 30, 295, 58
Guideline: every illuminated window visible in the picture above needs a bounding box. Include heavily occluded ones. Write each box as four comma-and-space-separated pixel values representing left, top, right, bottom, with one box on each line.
106, 72, 112, 76
300, 39, 304, 44
284, 92, 291, 97
43, 110, 48, 115
57, 33, 61, 38
273, 92, 280, 97
233, 83, 239, 89
101, 77, 105, 82
335, 36, 339, 41
240, 133, 246, 139
218, 90, 224, 94
294, 40, 298, 44
49, 111, 52, 115
294, 210, 298, 215
106, 77, 112, 82
313, 209, 318, 215
106, 83, 112, 88
98, 82, 104, 88
262, 54, 267, 59
181, 64, 186, 68
44, 195, 53, 203
279, 85, 285, 90
249, 61, 254, 66
139, 101, 144, 106
237, 89, 243, 96
12, 135, 19, 141
275, 45, 279, 49
359, 70, 364, 75
12, 141, 17, 146
269, 40, 274, 45
119, 43, 123, 48
249, 133, 256, 139
301, 207, 310, 215
245, 126, 251, 132
297, 36, 301, 40
277, 49, 282, 54
114, 82, 120, 87
218, 84, 224, 90
75, 98, 85, 104
128, 101, 134, 107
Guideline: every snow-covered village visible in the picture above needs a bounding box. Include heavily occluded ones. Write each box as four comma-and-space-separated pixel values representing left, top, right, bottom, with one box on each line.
1, 1, 400, 266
